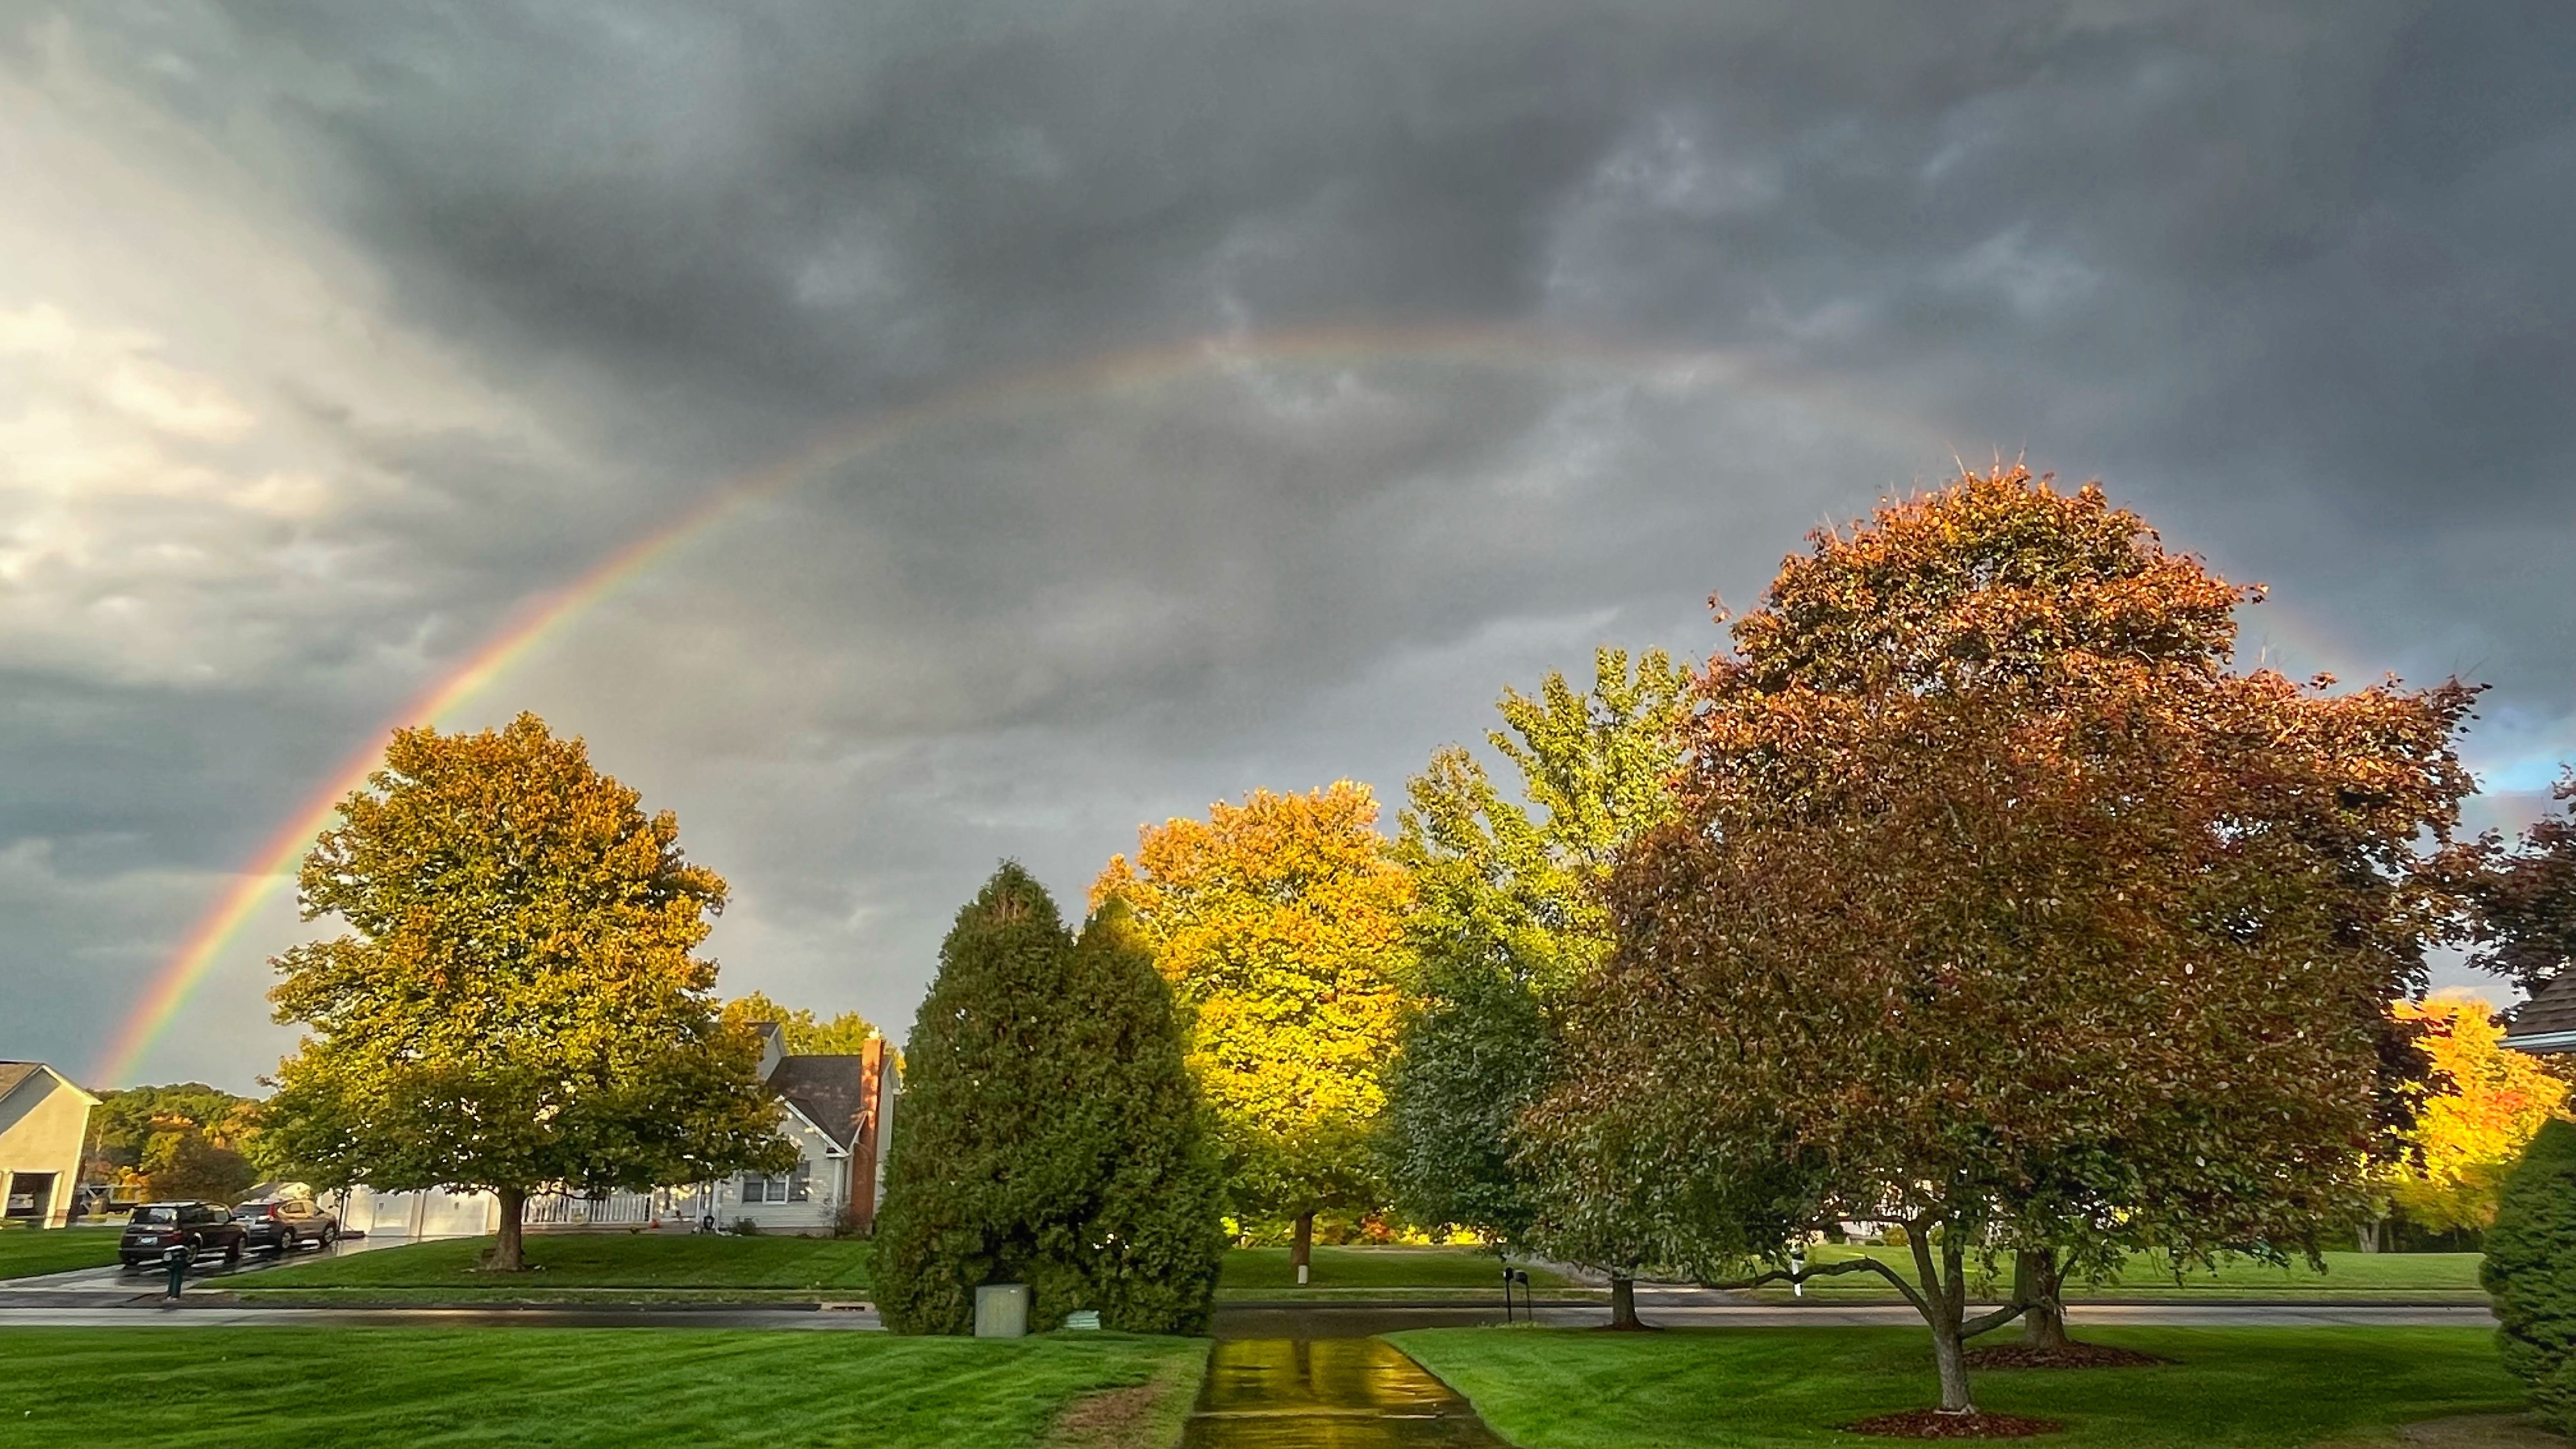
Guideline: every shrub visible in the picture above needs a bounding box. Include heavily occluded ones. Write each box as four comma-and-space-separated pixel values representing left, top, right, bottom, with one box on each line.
732, 1217, 762, 1237
2484, 1117, 2576, 1433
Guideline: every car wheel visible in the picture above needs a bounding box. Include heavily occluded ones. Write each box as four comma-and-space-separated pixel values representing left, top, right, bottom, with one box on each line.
321, 1225, 339, 1246
279, 1231, 299, 1254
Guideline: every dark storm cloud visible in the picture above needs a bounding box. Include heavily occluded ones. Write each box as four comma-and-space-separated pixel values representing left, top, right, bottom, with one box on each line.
3, 0, 2571, 1084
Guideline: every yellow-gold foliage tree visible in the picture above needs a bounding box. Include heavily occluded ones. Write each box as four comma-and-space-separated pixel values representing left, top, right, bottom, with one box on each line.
1094, 782, 1413, 1271
2384, 994, 2573, 1234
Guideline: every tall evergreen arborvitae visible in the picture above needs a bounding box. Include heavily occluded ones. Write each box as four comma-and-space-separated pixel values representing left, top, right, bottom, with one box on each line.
873, 864, 1224, 1335
1063, 899, 1229, 1332
2485, 1117, 2576, 1433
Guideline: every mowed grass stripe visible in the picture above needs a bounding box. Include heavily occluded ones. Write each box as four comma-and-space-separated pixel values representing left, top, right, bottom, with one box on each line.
0, 1228, 122, 1279
1392, 1326, 2528, 1449
0, 1328, 1204, 1448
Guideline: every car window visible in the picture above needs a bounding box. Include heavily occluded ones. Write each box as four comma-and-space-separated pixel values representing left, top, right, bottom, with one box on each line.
133, 1206, 177, 1225
180, 1206, 209, 1225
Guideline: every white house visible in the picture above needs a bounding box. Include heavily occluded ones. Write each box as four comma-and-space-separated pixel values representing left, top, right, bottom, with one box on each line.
332, 1025, 898, 1238
0, 1062, 99, 1229
726, 1024, 900, 1234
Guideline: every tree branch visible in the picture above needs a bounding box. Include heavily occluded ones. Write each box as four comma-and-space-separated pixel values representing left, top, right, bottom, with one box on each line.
1960, 1299, 2034, 1338
1705, 1254, 1933, 1316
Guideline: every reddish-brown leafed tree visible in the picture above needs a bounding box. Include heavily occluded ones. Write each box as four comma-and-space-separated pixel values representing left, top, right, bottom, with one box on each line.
2446, 768, 2576, 997
1528, 468, 2477, 1416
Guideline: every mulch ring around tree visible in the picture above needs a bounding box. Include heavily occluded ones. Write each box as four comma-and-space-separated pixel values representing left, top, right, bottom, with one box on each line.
1844, 1409, 2064, 1438
1963, 1342, 2171, 1370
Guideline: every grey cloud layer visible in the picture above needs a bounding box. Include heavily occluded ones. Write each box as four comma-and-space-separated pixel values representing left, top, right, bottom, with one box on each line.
3, 0, 2569, 1087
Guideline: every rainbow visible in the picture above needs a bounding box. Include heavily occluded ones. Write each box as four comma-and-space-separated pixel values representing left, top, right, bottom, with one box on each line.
118, 321, 2541, 1085
113, 322, 1890, 1085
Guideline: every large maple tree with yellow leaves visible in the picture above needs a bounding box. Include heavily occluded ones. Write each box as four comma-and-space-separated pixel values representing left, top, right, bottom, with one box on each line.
1094, 781, 1412, 1269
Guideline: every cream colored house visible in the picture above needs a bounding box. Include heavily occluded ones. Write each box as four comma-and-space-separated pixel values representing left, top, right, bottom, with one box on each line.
0, 1062, 99, 1229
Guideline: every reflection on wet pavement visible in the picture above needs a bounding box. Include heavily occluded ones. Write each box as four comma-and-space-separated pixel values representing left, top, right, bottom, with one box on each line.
1182, 1338, 1509, 1448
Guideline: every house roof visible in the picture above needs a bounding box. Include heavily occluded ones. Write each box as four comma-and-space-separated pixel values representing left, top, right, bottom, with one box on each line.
2504, 971, 2576, 1050
769, 1055, 870, 1151
0, 1061, 96, 1106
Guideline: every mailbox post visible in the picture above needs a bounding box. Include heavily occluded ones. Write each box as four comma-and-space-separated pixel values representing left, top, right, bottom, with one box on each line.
162, 1243, 188, 1301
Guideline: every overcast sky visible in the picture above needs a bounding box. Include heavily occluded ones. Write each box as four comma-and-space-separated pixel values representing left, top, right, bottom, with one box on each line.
5, 1, 2570, 1092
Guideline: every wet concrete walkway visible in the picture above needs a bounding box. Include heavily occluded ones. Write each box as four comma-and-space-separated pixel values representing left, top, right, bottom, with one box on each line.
1182, 1338, 1508, 1448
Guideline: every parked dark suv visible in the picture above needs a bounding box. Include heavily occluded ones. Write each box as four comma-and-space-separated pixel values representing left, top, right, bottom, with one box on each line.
236, 1197, 342, 1255
118, 1201, 247, 1269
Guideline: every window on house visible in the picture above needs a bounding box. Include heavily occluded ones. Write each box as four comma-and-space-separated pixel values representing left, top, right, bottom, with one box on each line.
740, 1162, 813, 1205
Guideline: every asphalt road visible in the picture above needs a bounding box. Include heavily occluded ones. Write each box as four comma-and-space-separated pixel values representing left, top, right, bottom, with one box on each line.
0, 1243, 2498, 1332
0, 1298, 2492, 1333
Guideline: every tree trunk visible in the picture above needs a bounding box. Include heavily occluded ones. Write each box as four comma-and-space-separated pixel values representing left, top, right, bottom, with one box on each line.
490, 1186, 528, 1271
1607, 1271, 1648, 1330
2014, 1248, 2069, 1349
1290, 1211, 1314, 1284
1907, 1222, 1977, 1414
2356, 1217, 2382, 1254
1929, 1311, 1975, 1413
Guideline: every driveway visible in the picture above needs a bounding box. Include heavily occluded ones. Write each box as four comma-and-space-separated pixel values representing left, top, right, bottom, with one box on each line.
0, 1231, 406, 1304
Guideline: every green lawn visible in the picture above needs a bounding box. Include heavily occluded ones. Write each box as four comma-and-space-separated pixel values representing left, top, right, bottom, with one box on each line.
0, 1328, 1205, 1449
1218, 1245, 1577, 1298
232, 1233, 873, 1301
0, 1227, 121, 1279
1738, 1247, 2486, 1302
1395, 1326, 2529, 1449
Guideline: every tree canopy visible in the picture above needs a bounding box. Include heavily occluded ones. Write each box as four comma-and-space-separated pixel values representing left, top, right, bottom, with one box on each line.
2449, 767, 2576, 997
1531, 468, 2478, 1411
720, 991, 880, 1055
1094, 782, 1412, 1264
2380, 995, 2573, 1235
1384, 647, 1689, 1321
84, 1083, 273, 1201
264, 714, 792, 1269
873, 865, 1225, 1335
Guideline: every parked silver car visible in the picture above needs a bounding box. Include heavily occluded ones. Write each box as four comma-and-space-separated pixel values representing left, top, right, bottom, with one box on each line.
234, 1197, 342, 1254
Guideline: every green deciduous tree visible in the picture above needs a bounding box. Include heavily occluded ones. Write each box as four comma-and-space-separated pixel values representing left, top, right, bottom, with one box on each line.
264, 714, 792, 1269
1535, 469, 2476, 1411
719, 991, 880, 1055
1385, 648, 1690, 1324
874, 866, 1225, 1334
1094, 783, 1412, 1273
148, 1133, 257, 1204
86, 1084, 277, 1195
2485, 1118, 2576, 1434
